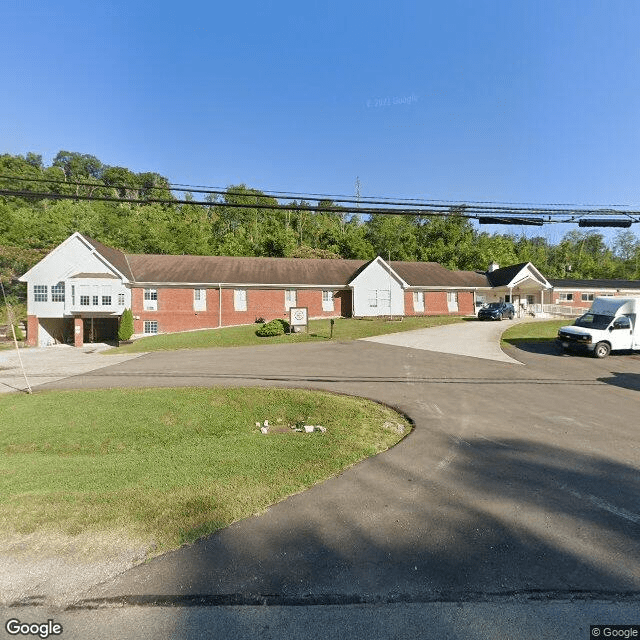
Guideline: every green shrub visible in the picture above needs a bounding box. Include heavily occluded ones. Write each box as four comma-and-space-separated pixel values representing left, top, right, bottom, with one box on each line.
255, 318, 289, 337
12, 323, 24, 341
118, 308, 134, 341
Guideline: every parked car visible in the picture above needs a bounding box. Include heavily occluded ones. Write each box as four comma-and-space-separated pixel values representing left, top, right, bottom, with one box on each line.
478, 302, 515, 321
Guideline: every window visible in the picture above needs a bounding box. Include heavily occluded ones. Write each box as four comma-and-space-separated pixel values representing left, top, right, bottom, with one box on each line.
102, 286, 112, 306
504, 294, 512, 303
368, 289, 390, 308
118, 293, 125, 306
194, 288, 207, 311
285, 289, 297, 310
71, 285, 76, 306
92, 294, 99, 306
144, 289, 158, 310
413, 291, 424, 312
79, 285, 90, 306
34, 285, 47, 302
322, 290, 334, 312
234, 289, 247, 312
581, 293, 594, 302
51, 283, 65, 302
144, 321, 158, 334
559, 293, 573, 302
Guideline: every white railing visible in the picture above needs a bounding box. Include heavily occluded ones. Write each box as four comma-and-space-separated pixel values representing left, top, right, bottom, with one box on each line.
542, 304, 588, 317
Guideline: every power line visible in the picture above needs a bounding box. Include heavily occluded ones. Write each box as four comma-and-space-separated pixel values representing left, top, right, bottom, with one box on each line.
1, 173, 637, 211
2, 174, 640, 224
2, 187, 640, 226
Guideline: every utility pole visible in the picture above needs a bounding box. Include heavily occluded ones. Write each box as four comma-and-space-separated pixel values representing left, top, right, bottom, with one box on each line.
0, 279, 32, 394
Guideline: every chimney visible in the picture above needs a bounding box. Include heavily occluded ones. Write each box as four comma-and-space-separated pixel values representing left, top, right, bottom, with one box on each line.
488, 262, 500, 273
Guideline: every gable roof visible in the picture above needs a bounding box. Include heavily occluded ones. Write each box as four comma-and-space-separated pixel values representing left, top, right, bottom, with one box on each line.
486, 263, 530, 287
80, 235, 134, 281
127, 253, 366, 285
390, 261, 488, 288
486, 262, 551, 288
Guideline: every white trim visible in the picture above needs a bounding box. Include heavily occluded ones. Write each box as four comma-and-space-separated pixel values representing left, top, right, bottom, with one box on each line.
348, 256, 409, 288
130, 281, 349, 289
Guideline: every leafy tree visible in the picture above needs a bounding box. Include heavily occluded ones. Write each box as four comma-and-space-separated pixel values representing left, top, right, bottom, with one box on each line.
366, 214, 418, 261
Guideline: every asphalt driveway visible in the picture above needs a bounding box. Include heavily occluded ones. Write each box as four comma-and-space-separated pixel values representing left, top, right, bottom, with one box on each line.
2, 323, 639, 637
362, 317, 522, 363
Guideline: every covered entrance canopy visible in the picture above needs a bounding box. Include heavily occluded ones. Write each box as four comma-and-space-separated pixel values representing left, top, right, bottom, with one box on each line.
485, 263, 552, 316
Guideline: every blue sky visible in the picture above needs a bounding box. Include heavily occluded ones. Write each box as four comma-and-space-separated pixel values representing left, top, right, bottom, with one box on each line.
3, 1, 640, 244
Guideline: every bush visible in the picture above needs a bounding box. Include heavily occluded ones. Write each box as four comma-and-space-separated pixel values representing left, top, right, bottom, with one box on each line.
12, 323, 24, 341
255, 318, 289, 337
118, 308, 134, 341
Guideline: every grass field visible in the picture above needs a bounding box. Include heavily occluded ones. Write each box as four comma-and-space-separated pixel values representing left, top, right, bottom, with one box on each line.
501, 319, 571, 344
0, 387, 408, 552
107, 315, 467, 354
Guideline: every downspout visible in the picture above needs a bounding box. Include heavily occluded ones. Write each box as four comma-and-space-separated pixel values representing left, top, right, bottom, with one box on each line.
218, 284, 222, 327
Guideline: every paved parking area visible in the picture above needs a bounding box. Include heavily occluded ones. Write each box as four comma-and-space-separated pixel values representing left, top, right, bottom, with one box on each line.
0, 343, 143, 394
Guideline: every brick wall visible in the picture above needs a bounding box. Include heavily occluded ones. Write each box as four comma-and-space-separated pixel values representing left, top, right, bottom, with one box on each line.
552, 290, 624, 307
26, 315, 38, 346
404, 291, 475, 316
131, 287, 350, 335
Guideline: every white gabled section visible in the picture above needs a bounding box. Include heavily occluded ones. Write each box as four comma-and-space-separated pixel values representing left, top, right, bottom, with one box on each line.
19, 233, 125, 283
348, 256, 407, 317
508, 263, 552, 289
19, 232, 129, 320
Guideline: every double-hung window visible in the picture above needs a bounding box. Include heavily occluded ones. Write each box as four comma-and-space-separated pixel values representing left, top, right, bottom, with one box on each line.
447, 291, 459, 312
285, 289, 297, 310
144, 289, 158, 310
34, 285, 48, 302
322, 290, 334, 312
194, 288, 207, 311
101, 285, 112, 306
581, 293, 594, 302
144, 320, 158, 334
79, 285, 90, 306
234, 289, 247, 311
559, 293, 573, 302
51, 283, 65, 302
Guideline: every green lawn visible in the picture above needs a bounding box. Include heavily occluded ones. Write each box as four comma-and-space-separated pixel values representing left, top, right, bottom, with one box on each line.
501, 319, 572, 344
108, 315, 467, 354
0, 387, 408, 553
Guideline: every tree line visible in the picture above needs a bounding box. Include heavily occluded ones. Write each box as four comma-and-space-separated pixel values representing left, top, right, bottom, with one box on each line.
2, 151, 640, 310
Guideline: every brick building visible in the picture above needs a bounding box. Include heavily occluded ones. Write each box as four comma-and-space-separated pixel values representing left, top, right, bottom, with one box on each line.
17, 233, 640, 347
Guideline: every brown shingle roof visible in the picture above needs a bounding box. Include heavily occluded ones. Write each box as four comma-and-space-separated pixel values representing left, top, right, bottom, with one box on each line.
391, 261, 489, 288
81, 235, 134, 280
77, 236, 491, 288
126, 254, 367, 285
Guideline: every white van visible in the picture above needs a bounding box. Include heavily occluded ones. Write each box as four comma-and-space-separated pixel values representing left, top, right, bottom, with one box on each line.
557, 297, 640, 358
